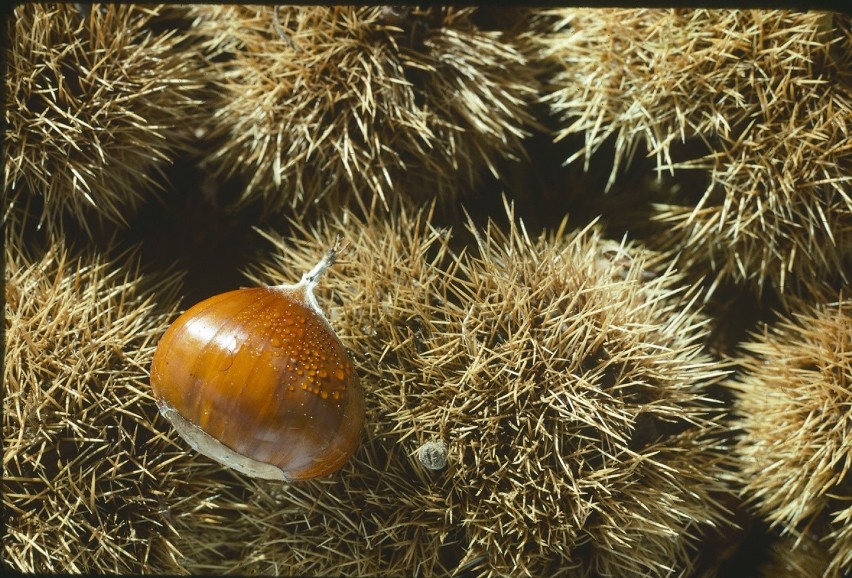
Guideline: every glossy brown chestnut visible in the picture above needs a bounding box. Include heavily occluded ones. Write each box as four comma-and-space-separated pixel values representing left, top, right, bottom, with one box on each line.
150, 245, 364, 481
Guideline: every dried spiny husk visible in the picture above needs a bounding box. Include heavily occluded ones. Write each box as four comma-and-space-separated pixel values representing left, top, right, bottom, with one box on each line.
187, 5, 538, 214
211, 202, 732, 578
4, 4, 203, 237
531, 9, 852, 295
729, 295, 852, 578
2, 238, 191, 573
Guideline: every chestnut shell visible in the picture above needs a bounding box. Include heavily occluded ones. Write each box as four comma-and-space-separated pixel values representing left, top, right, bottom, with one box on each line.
150, 286, 364, 481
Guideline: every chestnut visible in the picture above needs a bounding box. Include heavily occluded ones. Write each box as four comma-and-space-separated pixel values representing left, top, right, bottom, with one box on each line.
149, 240, 364, 481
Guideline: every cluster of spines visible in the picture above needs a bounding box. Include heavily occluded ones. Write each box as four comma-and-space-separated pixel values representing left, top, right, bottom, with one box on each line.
3, 237, 190, 572
728, 295, 852, 577
531, 9, 852, 295
187, 6, 538, 215
5, 4, 204, 237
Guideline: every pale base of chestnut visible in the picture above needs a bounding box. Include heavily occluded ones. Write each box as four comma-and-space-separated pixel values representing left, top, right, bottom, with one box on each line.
157, 398, 290, 481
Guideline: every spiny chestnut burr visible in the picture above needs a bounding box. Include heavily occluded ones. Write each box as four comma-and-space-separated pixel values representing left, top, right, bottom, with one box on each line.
149, 239, 364, 481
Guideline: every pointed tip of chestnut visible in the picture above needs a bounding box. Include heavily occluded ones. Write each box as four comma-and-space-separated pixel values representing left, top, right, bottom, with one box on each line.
150, 244, 364, 481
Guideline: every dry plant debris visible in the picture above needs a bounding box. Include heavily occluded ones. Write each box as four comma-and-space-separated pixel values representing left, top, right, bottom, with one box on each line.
729, 296, 852, 578
221, 202, 733, 577
188, 6, 538, 214
2, 238, 188, 572
534, 9, 852, 294
4, 4, 203, 236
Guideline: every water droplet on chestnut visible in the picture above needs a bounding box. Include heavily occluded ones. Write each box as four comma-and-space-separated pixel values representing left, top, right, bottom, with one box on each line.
150, 238, 364, 481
